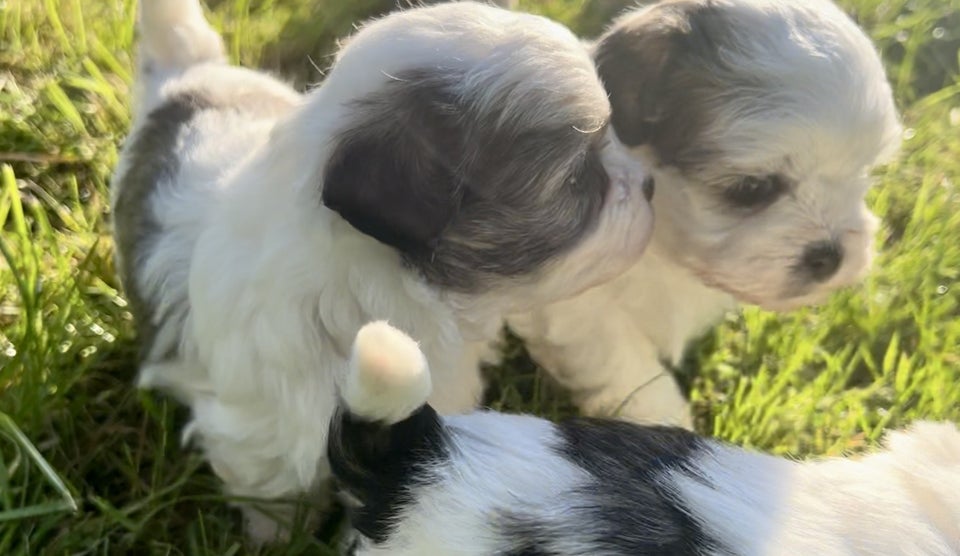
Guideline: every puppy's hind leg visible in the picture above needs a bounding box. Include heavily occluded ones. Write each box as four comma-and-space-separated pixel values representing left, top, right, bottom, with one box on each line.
209, 321, 437, 546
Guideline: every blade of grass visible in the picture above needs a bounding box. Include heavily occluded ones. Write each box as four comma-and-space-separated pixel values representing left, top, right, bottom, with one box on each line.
0, 413, 78, 515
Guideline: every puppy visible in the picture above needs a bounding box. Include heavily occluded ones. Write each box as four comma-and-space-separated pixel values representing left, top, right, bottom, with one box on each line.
330, 322, 960, 556
508, 0, 903, 427
111, 0, 652, 541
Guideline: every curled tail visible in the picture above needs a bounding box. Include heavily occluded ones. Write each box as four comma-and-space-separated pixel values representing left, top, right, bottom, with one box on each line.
138, 0, 225, 73
328, 322, 447, 540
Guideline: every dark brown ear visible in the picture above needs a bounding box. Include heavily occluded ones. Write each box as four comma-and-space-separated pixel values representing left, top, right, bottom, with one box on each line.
594, 17, 677, 148
322, 69, 612, 294
594, 1, 731, 168
321, 83, 464, 257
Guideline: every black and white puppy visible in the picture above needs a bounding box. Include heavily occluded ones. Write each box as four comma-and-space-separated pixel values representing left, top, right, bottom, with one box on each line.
331, 322, 960, 556
111, 0, 652, 541
508, 0, 903, 427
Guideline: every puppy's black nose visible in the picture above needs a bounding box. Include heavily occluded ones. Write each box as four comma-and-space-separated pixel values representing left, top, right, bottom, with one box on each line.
642, 176, 655, 202
800, 241, 843, 282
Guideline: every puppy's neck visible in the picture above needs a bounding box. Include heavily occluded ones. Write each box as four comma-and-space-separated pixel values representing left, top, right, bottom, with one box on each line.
626, 243, 736, 364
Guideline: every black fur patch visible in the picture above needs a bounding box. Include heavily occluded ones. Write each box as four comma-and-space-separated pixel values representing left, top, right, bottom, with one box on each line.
497, 514, 560, 556
322, 71, 610, 292
321, 79, 464, 259
507, 548, 555, 556
112, 93, 214, 361
327, 403, 448, 545
553, 419, 720, 555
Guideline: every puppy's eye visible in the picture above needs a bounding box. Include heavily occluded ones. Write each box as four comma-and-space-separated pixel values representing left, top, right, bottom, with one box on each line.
724, 175, 788, 209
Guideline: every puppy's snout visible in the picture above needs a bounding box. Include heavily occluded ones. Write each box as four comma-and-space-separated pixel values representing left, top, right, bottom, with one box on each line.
799, 241, 844, 282
642, 176, 655, 202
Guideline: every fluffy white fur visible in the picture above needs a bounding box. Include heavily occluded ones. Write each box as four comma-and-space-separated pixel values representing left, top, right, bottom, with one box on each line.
344, 321, 432, 424
676, 424, 960, 555
114, 0, 652, 542
331, 322, 960, 556
509, 0, 903, 427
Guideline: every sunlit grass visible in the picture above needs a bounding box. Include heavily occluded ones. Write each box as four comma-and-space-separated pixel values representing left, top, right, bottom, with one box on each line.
1, 0, 957, 553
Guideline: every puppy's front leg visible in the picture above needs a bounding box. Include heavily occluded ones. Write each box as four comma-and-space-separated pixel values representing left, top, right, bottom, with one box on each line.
426, 340, 489, 414
187, 365, 337, 542
184, 243, 347, 541
510, 306, 691, 428
575, 355, 691, 429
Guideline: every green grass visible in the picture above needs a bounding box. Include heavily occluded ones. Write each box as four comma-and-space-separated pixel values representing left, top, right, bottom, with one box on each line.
1, 0, 958, 553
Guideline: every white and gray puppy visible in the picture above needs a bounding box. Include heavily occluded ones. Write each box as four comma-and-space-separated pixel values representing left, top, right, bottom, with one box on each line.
112, 0, 652, 540
509, 0, 903, 427
330, 322, 960, 556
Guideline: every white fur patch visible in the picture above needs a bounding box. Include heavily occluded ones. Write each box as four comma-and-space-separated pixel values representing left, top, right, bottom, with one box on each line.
674, 422, 960, 555
343, 321, 432, 424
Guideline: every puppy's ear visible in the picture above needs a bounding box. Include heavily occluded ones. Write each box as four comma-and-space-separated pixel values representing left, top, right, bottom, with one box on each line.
321, 83, 463, 257
594, 1, 728, 167
593, 18, 675, 148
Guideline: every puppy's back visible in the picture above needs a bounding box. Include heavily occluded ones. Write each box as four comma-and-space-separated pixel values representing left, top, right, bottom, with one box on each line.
329, 325, 721, 555
112, 0, 299, 371
327, 323, 959, 554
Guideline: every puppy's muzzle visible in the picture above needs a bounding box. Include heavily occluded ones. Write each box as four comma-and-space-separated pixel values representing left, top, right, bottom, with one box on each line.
798, 241, 844, 282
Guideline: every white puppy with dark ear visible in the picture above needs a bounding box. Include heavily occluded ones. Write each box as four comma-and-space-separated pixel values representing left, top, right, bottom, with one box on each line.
112, 0, 652, 542
330, 322, 960, 556
509, 0, 902, 427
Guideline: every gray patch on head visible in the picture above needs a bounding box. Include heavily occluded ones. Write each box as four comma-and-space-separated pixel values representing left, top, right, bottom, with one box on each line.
594, 0, 746, 172
321, 71, 611, 292
113, 92, 213, 361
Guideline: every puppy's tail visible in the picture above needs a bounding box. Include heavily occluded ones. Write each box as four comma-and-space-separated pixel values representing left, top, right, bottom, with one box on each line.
340, 321, 433, 424
138, 0, 225, 75
328, 322, 446, 510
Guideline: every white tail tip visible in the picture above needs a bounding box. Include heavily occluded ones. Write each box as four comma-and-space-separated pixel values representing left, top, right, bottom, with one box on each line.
139, 0, 225, 71
343, 321, 432, 423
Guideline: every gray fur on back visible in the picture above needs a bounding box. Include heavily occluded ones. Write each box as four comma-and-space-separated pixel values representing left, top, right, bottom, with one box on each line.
112, 93, 213, 360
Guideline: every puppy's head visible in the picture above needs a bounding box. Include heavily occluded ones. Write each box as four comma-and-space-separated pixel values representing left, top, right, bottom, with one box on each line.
595, 0, 901, 309
310, 2, 652, 314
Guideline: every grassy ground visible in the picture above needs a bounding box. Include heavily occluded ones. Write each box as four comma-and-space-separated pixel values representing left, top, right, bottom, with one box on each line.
1, 0, 958, 553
